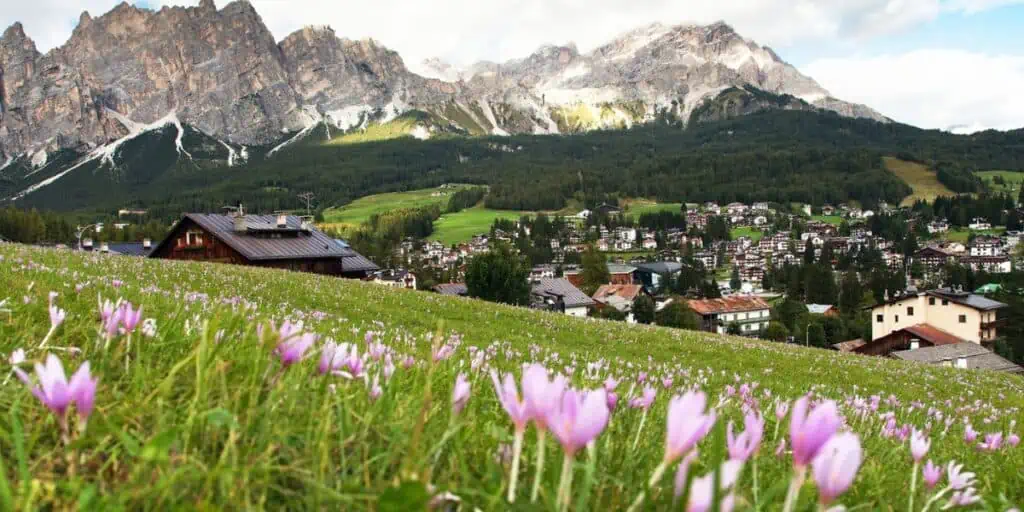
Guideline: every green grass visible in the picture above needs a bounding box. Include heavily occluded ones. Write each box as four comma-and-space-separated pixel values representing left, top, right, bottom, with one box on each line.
730, 226, 764, 243
977, 170, 1024, 194
430, 206, 531, 246
624, 200, 684, 219
322, 185, 475, 229
1, 244, 1023, 509
811, 215, 844, 226
944, 227, 1007, 243
883, 156, 956, 206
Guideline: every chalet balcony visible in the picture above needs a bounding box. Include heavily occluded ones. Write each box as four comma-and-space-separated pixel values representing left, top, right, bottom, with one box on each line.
981, 318, 1007, 330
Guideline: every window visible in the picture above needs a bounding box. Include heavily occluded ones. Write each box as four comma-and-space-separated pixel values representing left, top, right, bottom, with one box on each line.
895, 315, 899, 323
928, 297, 936, 306
942, 300, 949, 306
876, 314, 883, 323
185, 230, 204, 246
959, 315, 967, 324
907, 307, 914, 316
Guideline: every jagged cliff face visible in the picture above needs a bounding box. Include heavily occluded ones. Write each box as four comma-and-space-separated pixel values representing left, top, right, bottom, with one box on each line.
0, 0, 887, 163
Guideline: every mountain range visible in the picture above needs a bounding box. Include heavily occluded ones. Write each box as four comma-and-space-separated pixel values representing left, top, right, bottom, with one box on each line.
0, 0, 888, 178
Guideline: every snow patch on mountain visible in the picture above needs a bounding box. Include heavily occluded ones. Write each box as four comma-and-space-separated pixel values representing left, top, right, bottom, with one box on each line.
268, 106, 323, 157
478, 99, 509, 136
325, 105, 373, 131
30, 149, 48, 168
408, 58, 464, 83
0, 156, 14, 174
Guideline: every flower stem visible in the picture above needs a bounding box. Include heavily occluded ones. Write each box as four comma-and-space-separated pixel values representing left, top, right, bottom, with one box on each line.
632, 408, 648, 451
557, 452, 575, 512
753, 458, 760, 508
782, 465, 807, 512
626, 459, 669, 512
908, 462, 919, 512
921, 486, 952, 512
531, 429, 546, 502
507, 429, 525, 503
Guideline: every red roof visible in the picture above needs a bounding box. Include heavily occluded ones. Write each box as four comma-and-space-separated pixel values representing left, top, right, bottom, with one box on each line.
592, 284, 643, 302
901, 324, 964, 346
687, 296, 770, 315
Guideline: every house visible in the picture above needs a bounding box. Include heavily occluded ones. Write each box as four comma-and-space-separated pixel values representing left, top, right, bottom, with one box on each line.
564, 264, 636, 287
148, 212, 378, 278
927, 219, 950, 234
687, 296, 772, 335
433, 283, 468, 296
1004, 230, 1022, 248
914, 246, 956, 270
76, 239, 155, 257
575, 209, 592, 220
833, 339, 866, 352
753, 215, 768, 226
373, 269, 417, 290
752, 202, 769, 212
531, 264, 559, 279
592, 284, 646, 323
807, 304, 839, 317
634, 261, 683, 293
642, 237, 658, 250
726, 202, 747, 215
968, 218, 992, 231
968, 236, 1002, 257
821, 205, 836, 216
961, 256, 1012, 274
892, 343, 1023, 374
530, 278, 595, 317
864, 287, 1006, 350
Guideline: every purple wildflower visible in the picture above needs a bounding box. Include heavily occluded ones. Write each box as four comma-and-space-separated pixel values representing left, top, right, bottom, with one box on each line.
922, 460, 942, 489
811, 432, 863, 505
664, 391, 716, 463
452, 373, 471, 415
727, 412, 765, 462
545, 388, 609, 456
789, 396, 841, 467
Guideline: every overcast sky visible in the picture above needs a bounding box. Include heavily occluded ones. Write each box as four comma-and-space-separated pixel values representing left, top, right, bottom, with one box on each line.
3, 0, 1023, 132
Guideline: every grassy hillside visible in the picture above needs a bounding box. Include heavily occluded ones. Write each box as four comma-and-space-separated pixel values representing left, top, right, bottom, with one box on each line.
430, 206, 529, 246
322, 185, 475, 229
977, 170, 1024, 195
1, 244, 1022, 509
883, 157, 956, 206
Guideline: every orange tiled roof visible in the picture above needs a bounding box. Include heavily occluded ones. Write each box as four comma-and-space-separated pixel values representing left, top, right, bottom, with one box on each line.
687, 296, 770, 315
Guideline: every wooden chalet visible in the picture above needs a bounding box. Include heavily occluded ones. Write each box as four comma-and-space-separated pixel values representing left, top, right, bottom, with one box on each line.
149, 213, 378, 278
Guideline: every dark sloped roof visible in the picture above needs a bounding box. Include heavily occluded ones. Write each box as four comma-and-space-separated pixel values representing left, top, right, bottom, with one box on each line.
634, 261, 682, 275
893, 343, 1023, 373
107, 242, 152, 257
434, 283, 468, 296
926, 289, 1006, 311
532, 278, 595, 308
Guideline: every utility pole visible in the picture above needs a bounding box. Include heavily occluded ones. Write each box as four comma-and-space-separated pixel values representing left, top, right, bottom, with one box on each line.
297, 192, 315, 216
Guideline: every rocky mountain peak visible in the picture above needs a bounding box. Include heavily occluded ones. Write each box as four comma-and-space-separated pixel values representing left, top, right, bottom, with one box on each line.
199, 0, 217, 12
2, 22, 29, 43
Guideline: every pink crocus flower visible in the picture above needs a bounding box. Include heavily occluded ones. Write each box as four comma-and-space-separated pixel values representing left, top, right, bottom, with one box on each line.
452, 373, 471, 415
522, 364, 565, 429
491, 370, 530, 431
686, 460, 742, 512
662, 377, 674, 389
545, 388, 610, 456
606, 391, 619, 411
274, 332, 317, 367
910, 429, 930, 462
811, 432, 863, 505
49, 304, 66, 330
1008, 433, 1020, 447
727, 412, 765, 462
978, 432, 1003, 451
368, 374, 382, 401
630, 386, 657, 410
964, 424, 978, 443
119, 302, 143, 334
9, 348, 26, 365
947, 488, 981, 507
947, 461, 976, 490
401, 355, 415, 369
664, 391, 717, 463
603, 376, 619, 391
318, 341, 346, 375
14, 354, 98, 425
789, 396, 841, 467
922, 460, 942, 489
775, 400, 790, 421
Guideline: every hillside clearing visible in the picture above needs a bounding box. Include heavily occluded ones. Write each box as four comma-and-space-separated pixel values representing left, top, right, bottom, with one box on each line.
883, 157, 956, 206
1, 244, 1022, 509
430, 206, 529, 245
977, 170, 1024, 195
322, 185, 475, 229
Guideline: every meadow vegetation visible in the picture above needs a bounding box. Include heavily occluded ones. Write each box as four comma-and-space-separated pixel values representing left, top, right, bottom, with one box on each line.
0, 244, 1022, 509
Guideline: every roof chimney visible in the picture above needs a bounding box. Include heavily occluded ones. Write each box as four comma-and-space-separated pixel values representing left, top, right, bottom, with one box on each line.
955, 357, 968, 369
277, 214, 288, 228
234, 214, 246, 232
143, 238, 152, 248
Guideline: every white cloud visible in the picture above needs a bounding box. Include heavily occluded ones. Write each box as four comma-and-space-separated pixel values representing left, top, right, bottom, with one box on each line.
4, 0, 1022, 64
803, 49, 1024, 132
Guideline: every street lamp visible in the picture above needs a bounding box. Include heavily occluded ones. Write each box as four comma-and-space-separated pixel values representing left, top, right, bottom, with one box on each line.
75, 223, 101, 250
